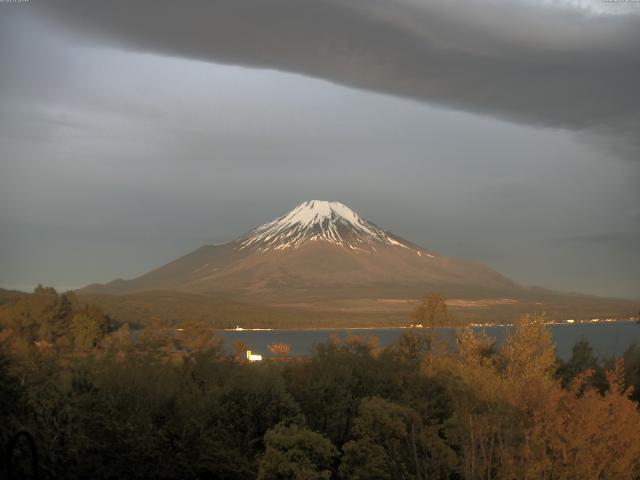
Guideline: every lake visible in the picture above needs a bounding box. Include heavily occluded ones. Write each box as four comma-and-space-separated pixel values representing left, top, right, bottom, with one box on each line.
219, 322, 640, 360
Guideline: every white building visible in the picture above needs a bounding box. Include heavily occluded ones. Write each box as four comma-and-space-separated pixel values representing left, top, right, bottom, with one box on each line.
246, 350, 263, 362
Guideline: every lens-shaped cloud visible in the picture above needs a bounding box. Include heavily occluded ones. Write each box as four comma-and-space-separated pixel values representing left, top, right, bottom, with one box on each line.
31, 0, 640, 159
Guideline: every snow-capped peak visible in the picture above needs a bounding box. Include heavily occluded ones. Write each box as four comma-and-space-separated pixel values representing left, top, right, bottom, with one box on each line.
238, 200, 412, 252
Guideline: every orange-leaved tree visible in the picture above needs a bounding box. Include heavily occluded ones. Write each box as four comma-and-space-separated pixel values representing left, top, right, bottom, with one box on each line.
436, 314, 640, 480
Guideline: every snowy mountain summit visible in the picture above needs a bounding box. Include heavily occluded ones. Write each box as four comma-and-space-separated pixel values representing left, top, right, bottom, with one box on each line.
239, 200, 413, 252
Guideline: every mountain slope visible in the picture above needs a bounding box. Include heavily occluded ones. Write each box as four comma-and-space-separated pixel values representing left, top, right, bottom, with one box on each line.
81, 200, 525, 302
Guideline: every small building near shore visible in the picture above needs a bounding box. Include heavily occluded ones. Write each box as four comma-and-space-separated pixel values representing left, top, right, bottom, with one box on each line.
246, 350, 263, 362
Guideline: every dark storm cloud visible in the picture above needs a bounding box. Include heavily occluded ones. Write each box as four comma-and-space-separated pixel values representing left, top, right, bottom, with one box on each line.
32, 0, 640, 159
1, 1, 639, 299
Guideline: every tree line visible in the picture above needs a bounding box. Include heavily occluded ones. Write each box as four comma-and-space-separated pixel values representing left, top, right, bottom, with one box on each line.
1, 287, 640, 479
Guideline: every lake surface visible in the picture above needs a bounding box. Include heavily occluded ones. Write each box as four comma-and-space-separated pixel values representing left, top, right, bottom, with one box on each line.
219, 322, 640, 360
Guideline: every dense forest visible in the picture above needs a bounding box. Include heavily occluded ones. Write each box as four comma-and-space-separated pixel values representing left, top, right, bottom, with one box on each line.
1, 287, 640, 479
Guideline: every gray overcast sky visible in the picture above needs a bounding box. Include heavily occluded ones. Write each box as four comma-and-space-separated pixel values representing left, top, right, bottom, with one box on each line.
1, 1, 639, 299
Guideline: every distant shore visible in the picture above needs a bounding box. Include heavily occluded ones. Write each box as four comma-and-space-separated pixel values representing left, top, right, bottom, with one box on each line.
221, 317, 639, 332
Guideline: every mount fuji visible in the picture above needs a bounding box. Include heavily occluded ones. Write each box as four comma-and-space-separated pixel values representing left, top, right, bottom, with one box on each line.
82, 200, 523, 301
80, 200, 635, 325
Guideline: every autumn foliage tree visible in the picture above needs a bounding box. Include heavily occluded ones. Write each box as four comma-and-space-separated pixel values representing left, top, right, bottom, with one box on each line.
412, 293, 450, 329
437, 314, 640, 480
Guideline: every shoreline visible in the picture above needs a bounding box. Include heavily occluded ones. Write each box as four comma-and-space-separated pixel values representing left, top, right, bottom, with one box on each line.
219, 318, 639, 333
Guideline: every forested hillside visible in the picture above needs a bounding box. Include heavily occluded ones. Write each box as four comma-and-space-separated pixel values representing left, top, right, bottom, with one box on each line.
1, 287, 640, 479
